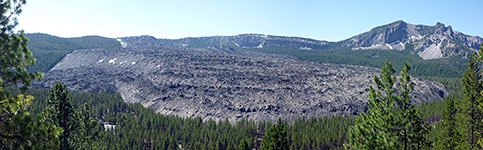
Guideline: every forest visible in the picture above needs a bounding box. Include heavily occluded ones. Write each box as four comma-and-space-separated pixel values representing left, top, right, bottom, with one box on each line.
2, 59, 472, 149
2, 0, 483, 150
245, 47, 468, 78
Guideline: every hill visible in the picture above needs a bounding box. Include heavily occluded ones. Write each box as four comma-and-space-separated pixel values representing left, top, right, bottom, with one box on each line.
25, 33, 121, 72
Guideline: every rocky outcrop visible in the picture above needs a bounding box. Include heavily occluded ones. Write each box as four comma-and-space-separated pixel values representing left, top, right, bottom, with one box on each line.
342, 20, 483, 59
33, 45, 450, 123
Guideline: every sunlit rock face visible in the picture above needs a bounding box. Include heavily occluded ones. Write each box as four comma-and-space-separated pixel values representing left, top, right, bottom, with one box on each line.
342, 20, 483, 60
33, 37, 450, 123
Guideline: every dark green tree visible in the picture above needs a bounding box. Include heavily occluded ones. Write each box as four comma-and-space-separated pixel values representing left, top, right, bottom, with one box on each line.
75, 103, 104, 149
437, 95, 463, 149
260, 118, 288, 150
238, 138, 249, 150
0, 0, 62, 149
43, 82, 106, 150
459, 54, 483, 147
346, 61, 430, 149
43, 82, 77, 150
394, 62, 431, 149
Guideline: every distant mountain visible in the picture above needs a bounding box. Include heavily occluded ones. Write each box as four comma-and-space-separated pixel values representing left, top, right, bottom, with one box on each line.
117, 34, 332, 50
115, 21, 482, 60
341, 20, 483, 59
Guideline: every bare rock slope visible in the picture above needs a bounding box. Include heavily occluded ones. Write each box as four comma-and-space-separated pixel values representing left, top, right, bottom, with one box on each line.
34, 40, 450, 122
342, 20, 483, 59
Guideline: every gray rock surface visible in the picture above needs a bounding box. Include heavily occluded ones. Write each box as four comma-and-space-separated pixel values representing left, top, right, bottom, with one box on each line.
342, 20, 483, 59
33, 45, 450, 123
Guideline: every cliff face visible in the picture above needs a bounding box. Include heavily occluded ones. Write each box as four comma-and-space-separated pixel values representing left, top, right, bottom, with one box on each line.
342, 20, 483, 59
33, 40, 450, 122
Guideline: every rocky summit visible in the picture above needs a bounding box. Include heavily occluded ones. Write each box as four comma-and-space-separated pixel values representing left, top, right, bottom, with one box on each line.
33, 38, 450, 123
342, 20, 483, 60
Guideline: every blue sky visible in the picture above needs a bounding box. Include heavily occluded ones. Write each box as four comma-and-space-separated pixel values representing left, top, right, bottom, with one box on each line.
17, 0, 483, 41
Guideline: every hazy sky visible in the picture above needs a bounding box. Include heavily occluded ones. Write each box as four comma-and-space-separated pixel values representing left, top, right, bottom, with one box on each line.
16, 0, 483, 41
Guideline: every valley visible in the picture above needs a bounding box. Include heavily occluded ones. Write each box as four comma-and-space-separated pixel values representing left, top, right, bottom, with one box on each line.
32, 44, 449, 122
20, 20, 482, 149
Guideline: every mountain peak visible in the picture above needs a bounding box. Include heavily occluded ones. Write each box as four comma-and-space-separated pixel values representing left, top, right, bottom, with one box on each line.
435, 22, 445, 28
343, 20, 482, 60
392, 20, 407, 25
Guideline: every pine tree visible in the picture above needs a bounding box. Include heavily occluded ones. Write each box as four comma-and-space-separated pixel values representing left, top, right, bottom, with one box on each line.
459, 54, 483, 147
76, 103, 104, 149
0, 0, 62, 149
395, 62, 431, 149
346, 61, 430, 149
238, 138, 249, 150
43, 82, 77, 150
438, 95, 463, 149
260, 118, 289, 150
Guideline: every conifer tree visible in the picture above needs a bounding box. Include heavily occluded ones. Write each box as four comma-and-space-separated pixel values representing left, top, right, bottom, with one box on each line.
43, 82, 77, 150
76, 103, 104, 149
346, 61, 430, 149
0, 0, 62, 149
238, 138, 249, 150
438, 95, 462, 149
260, 118, 289, 150
459, 54, 483, 147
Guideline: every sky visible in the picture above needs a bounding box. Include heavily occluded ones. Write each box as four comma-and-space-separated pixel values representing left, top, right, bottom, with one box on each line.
16, 0, 483, 42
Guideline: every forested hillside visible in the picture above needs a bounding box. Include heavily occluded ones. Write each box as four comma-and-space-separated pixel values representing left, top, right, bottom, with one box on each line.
25, 33, 121, 72
246, 47, 468, 78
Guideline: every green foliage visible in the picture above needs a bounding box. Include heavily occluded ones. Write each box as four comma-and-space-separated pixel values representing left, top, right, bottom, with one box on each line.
43, 82, 76, 150
25, 33, 121, 72
75, 103, 104, 149
459, 54, 483, 147
437, 95, 463, 149
289, 116, 353, 149
0, 93, 62, 150
42, 82, 103, 150
260, 118, 289, 150
238, 138, 249, 150
41, 82, 102, 149
18, 87, 361, 149
246, 47, 467, 78
432, 45, 483, 150
0, 0, 62, 149
346, 61, 430, 149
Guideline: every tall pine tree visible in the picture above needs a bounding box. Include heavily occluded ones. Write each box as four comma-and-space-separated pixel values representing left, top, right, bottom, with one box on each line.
438, 95, 463, 149
260, 118, 289, 150
0, 0, 62, 149
459, 54, 483, 147
43, 82, 105, 150
346, 61, 430, 149
43, 82, 77, 150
